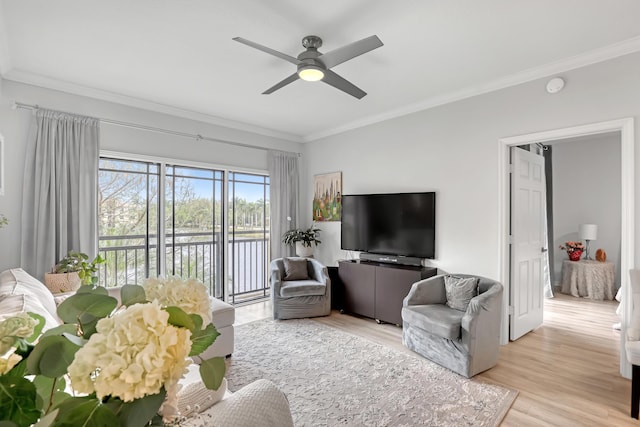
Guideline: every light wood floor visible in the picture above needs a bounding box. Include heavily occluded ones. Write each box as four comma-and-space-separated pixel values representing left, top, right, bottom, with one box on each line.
235, 294, 634, 426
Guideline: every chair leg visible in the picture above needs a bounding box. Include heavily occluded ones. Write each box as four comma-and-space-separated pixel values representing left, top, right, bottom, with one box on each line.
633, 364, 640, 419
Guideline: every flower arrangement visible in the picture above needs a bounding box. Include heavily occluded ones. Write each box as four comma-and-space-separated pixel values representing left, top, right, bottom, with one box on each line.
0, 277, 224, 426
559, 241, 584, 254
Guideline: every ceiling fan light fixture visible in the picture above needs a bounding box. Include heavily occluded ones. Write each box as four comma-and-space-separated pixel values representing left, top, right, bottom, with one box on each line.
298, 65, 324, 82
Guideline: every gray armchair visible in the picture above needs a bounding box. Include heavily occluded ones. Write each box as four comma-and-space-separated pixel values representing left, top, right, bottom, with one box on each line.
401, 274, 503, 378
270, 257, 331, 320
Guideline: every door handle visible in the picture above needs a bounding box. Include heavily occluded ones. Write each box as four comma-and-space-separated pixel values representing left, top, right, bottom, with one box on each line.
541, 247, 548, 253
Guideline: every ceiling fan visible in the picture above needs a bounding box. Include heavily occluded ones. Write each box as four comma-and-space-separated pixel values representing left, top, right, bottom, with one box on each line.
232, 34, 383, 99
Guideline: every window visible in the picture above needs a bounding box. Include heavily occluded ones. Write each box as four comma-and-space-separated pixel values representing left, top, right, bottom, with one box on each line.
98, 156, 270, 303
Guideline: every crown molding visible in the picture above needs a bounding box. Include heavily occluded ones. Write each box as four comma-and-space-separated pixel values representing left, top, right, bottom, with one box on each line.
303, 35, 640, 142
2, 69, 303, 143
3, 34, 640, 143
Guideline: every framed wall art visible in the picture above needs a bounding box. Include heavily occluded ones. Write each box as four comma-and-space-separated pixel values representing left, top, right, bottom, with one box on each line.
313, 172, 342, 221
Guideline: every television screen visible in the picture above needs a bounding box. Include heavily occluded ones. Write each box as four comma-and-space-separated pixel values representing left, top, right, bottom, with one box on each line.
341, 192, 436, 259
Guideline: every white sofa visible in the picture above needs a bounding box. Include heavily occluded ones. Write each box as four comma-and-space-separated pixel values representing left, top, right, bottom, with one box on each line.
101, 283, 235, 360
0, 268, 293, 426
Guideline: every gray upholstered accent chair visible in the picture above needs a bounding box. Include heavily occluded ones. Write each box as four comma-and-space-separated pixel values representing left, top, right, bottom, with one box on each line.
402, 274, 503, 378
270, 257, 331, 320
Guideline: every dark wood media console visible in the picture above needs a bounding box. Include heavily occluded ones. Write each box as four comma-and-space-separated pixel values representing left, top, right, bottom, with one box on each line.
338, 260, 437, 325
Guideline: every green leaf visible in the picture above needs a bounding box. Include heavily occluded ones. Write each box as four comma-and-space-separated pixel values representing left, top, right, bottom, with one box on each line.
199, 357, 226, 390
57, 293, 117, 323
75, 285, 108, 296
56, 293, 117, 338
27, 336, 81, 378
26, 312, 46, 342
0, 375, 41, 427
117, 390, 166, 427
189, 313, 204, 332
189, 323, 220, 357
41, 324, 79, 339
50, 391, 72, 411
52, 396, 120, 427
121, 285, 147, 307
13, 338, 31, 356
34, 408, 59, 427
164, 306, 195, 331
33, 375, 67, 413
147, 414, 164, 426
61, 333, 87, 347
0, 421, 19, 427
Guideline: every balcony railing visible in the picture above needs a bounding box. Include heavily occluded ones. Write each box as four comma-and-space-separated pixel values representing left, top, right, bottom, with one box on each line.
98, 231, 270, 304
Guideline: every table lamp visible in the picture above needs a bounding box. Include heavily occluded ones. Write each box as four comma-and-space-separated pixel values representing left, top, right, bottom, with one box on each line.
579, 223, 598, 260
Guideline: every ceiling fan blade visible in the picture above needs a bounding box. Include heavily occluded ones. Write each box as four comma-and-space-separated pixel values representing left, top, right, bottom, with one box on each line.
321, 70, 366, 99
263, 73, 300, 94
319, 35, 383, 69
233, 37, 301, 65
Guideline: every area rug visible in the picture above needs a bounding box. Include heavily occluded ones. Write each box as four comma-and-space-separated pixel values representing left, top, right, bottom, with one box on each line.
225, 319, 517, 426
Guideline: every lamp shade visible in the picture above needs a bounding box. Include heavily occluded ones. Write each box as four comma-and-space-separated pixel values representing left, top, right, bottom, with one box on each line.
579, 224, 598, 241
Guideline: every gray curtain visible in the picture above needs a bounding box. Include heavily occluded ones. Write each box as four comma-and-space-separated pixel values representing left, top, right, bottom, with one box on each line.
21, 109, 100, 281
268, 150, 299, 260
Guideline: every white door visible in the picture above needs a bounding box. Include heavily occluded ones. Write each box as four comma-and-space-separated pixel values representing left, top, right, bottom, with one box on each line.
510, 147, 546, 341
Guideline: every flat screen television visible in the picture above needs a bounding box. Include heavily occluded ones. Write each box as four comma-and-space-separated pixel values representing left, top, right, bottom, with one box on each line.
341, 192, 436, 259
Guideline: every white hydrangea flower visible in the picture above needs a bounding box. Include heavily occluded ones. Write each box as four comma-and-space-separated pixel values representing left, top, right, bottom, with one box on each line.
0, 312, 38, 356
68, 300, 192, 402
0, 312, 38, 339
143, 276, 212, 324
0, 353, 22, 375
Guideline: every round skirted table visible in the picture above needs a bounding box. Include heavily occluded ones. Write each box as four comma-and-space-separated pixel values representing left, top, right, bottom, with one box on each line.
560, 259, 616, 300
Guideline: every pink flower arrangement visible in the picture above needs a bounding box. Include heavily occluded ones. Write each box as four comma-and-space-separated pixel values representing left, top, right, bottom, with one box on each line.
559, 241, 584, 254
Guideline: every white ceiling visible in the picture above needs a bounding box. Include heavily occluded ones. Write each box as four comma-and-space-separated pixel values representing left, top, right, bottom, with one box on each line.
2, 0, 640, 142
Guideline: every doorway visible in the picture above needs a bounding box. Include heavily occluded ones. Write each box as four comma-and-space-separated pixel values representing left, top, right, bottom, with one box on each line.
497, 118, 635, 378
546, 133, 622, 293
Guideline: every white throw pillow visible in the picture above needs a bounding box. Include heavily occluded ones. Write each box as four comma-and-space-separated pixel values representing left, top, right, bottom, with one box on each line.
177, 377, 228, 418
0, 268, 59, 321
161, 363, 227, 420
0, 294, 60, 331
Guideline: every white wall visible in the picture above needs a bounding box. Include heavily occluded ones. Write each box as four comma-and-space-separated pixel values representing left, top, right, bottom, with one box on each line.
0, 80, 302, 271
552, 134, 622, 287
303, 51, 640, 281
3, 51, 640, 284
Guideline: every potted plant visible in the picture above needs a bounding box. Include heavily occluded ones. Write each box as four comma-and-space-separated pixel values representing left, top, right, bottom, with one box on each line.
44, 250, 106, 293
282, 226, 322, 257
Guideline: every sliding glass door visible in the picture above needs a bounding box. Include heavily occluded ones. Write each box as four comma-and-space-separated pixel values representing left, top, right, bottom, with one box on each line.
98, 158, 160, 286
165, 165, 224, 298
98, 156, 270, 303
228, 172, 270, 304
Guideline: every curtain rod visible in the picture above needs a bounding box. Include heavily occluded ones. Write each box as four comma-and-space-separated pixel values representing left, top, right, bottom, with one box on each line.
12, 101, 300, 155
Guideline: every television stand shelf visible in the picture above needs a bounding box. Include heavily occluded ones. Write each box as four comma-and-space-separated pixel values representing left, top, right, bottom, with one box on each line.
337, 260, 437, 325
